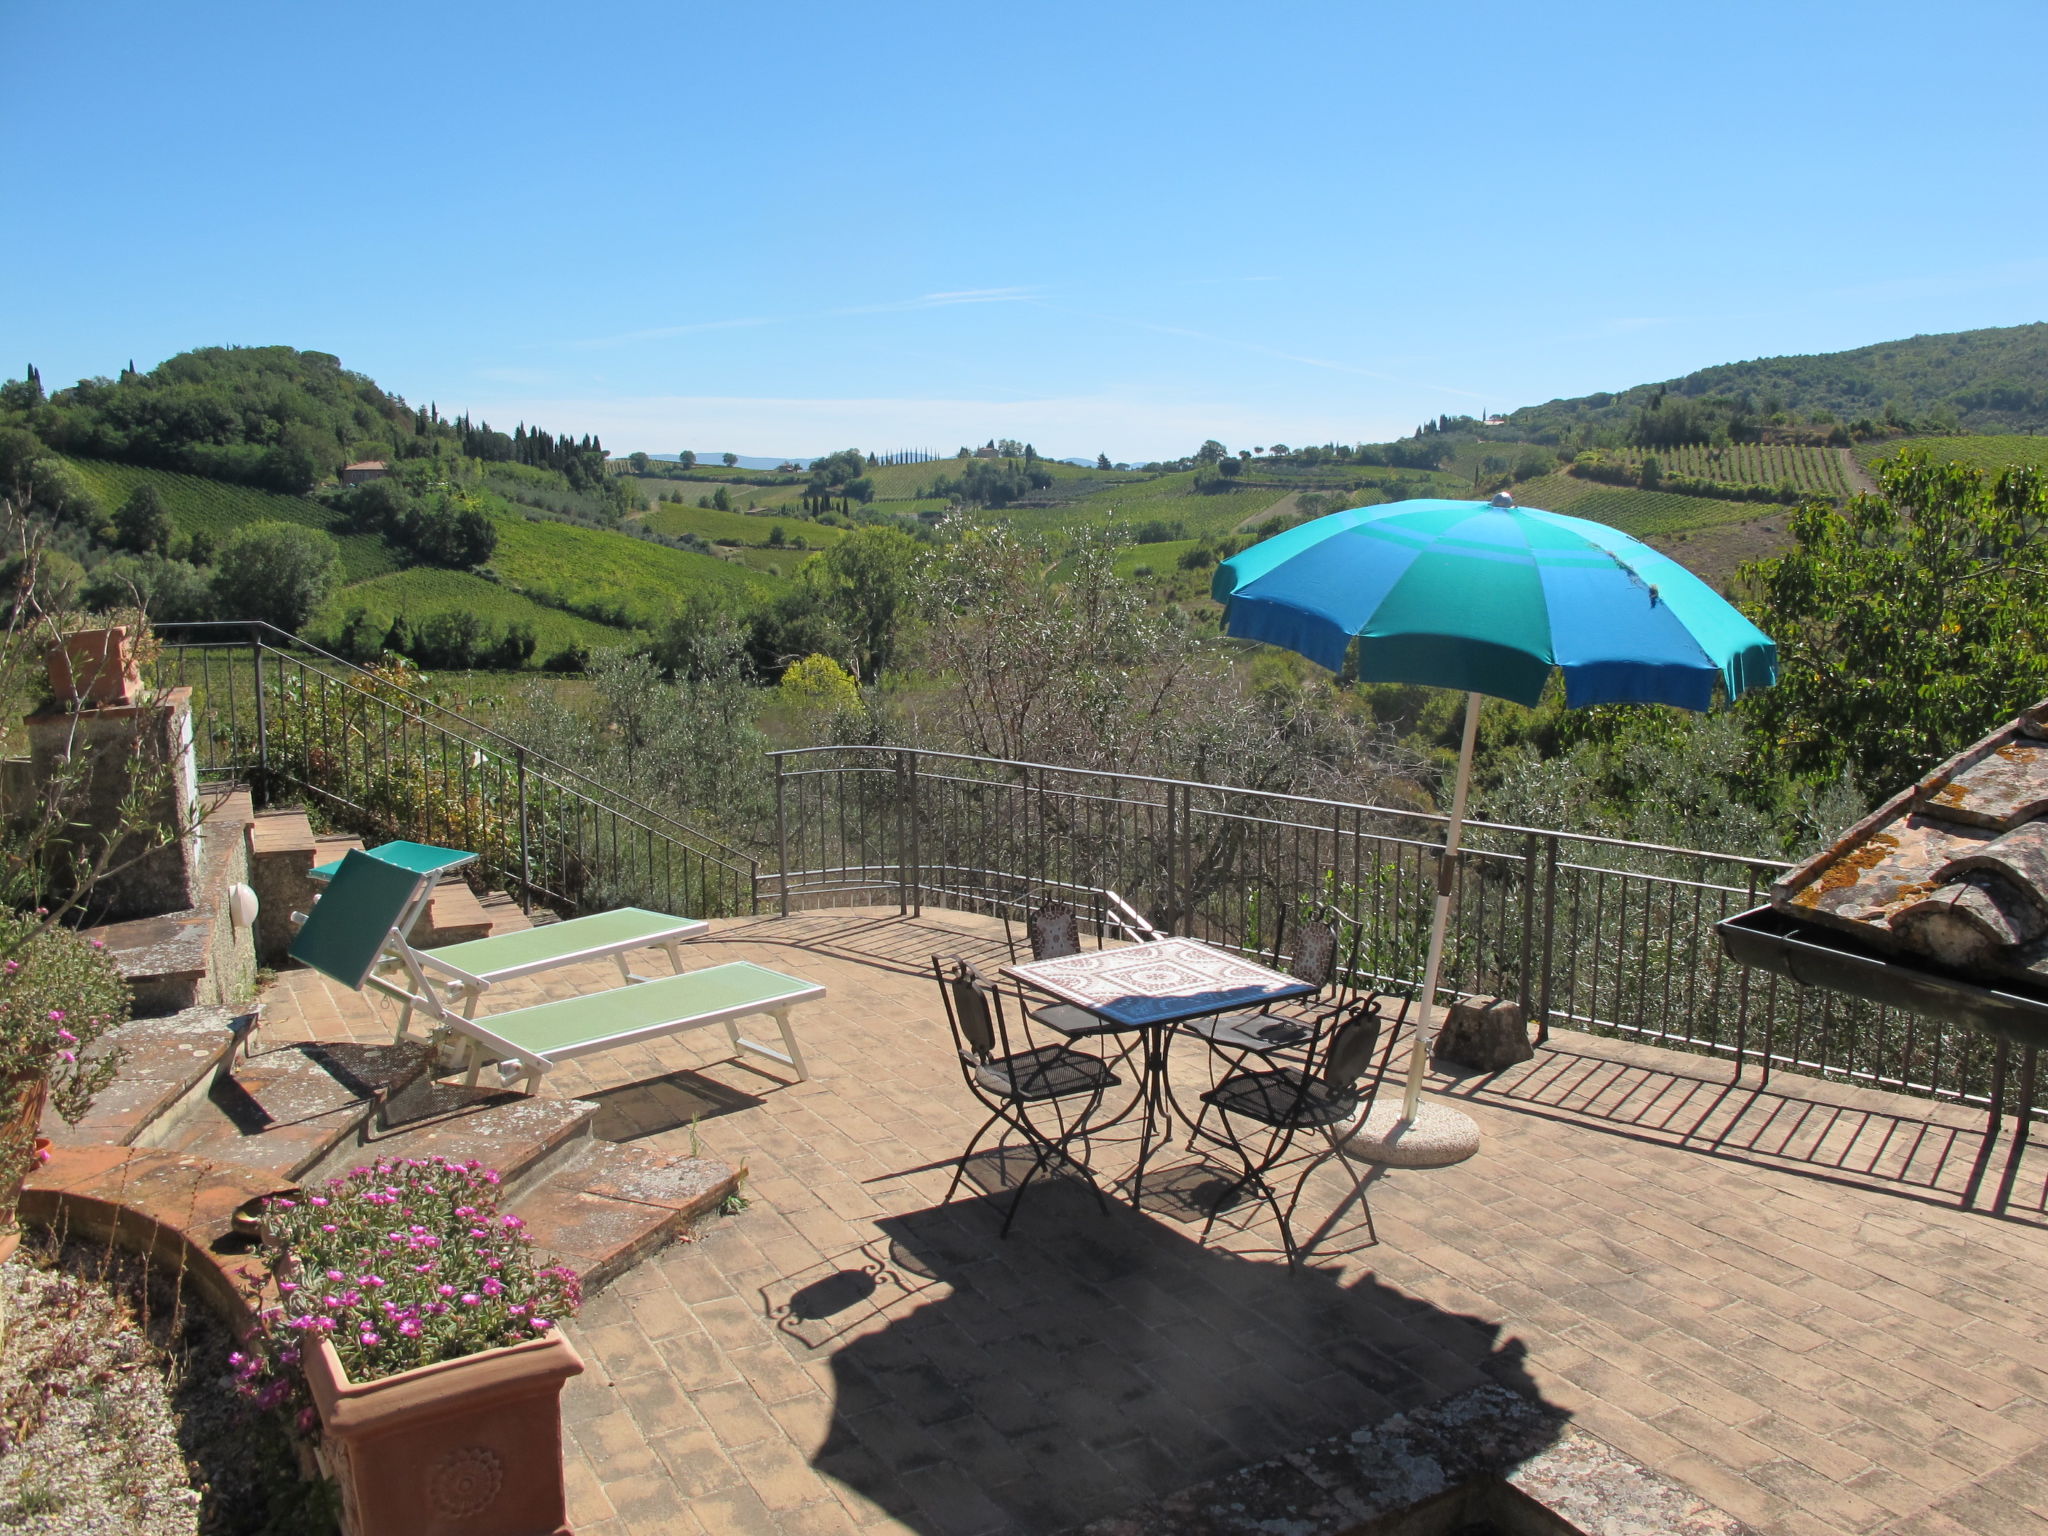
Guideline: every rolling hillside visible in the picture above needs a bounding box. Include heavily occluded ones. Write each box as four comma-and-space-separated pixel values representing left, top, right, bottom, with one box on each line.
62, 458, 398, 581
1508, 321, 2048, 438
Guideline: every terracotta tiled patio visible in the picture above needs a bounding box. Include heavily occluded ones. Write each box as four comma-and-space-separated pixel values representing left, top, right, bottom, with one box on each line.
265, 907, 2048, 1536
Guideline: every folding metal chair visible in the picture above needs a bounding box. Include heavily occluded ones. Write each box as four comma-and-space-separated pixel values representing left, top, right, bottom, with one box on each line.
933, 954, 1122, 1236
1195, 1001, 1386, 1265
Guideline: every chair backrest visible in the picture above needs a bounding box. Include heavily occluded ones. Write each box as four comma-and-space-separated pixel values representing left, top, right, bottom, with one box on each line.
1321, 1003, 1384, 1095
1028, 904, 1082, 962
1287, 918, 1339, 989
289, 849, 428, 990
933, 954, 1000, 1060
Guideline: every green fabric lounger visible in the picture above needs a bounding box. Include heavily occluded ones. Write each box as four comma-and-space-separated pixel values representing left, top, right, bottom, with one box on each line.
394, 907, 712, 1038
290, 851, 819, 1093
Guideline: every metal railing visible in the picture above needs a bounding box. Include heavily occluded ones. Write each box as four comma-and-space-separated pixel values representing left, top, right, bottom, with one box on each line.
145, 624, 2041, 1136
152, 623, 760, 918
771, 744, 2046, 1130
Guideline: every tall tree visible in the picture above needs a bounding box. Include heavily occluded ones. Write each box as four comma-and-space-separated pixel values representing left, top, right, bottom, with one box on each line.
211, 522, 341, 633
1742, 451, 2048, 789
111, 484, 173, 555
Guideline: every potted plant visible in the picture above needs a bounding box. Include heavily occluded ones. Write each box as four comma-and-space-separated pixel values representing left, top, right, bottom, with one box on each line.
0, 912, 128, 1251
44, 624, 144, 708
237, 1155, 584, 1536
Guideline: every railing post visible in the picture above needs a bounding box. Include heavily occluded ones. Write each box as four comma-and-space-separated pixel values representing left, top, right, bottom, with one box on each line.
250, 629, 270, 806
907, 748, 922, 918
1517, 830, 1538, 1019
895, 749, 911, 916
774, 753, 790, 919
1535, 835, 1558, 1045
516, 745, 532, 915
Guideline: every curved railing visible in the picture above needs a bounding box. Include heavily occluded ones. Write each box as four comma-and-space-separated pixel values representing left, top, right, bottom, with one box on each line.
768, 744, 2043, 1130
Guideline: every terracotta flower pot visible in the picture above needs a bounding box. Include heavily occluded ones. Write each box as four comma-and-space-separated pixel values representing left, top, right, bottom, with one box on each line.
45, 626, 143, 707
0, 1076, 49, 1235
304, 1331, 585, 1536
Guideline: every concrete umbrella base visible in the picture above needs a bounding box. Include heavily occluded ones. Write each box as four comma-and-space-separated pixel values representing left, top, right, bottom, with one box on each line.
1339, 1100, 1482, 1169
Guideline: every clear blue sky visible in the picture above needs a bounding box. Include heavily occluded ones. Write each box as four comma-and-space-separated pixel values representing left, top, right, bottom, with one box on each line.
9, 0, 2047, 462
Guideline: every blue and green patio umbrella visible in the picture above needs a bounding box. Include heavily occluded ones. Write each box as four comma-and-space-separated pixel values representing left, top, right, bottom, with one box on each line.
1212, 492, 1777, 1124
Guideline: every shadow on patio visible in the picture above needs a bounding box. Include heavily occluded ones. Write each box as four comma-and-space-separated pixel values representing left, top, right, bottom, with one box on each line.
765, 1172, 1556, 1536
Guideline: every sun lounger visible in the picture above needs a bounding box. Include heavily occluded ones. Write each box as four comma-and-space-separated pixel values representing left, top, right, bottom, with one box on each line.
291, 851, 820, 1093
392, 907, 712, 1038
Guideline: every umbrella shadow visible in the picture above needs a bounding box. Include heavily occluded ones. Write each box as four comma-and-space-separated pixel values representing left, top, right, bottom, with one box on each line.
776, 1173, 1559, 1535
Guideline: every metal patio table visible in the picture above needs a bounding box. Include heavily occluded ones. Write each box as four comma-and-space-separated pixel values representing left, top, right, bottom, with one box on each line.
1002, 937, 1316, 1203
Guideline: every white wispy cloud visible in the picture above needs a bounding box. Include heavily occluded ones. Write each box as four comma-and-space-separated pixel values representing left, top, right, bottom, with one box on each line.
568, 316, 780, 350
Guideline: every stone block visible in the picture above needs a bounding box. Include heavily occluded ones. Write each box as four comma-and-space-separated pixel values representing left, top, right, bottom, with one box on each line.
23, 689, 198, 922
1433, 993, 1533, 1073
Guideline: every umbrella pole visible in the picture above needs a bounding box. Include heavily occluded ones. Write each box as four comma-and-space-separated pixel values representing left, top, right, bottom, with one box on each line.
1399, 689, 1482, 1122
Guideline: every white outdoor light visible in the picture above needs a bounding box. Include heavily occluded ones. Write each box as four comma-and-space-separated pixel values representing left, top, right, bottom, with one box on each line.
227, 883, 260, 930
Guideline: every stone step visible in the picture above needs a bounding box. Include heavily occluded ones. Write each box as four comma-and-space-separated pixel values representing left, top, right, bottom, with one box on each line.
415, 881, 492, 948
86, 787, 257, 1015
479, 891, 532, 934
330, 1079, 601, 1197
246, 809, 318, 966
23, 1145, 296, 1331
41, 1004, 250, 1151
152, 1039, 436, 1181
513, 1141, 739, 1293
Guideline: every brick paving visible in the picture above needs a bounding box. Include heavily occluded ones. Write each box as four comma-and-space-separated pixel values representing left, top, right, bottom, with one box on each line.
263, 906, 2048, 1536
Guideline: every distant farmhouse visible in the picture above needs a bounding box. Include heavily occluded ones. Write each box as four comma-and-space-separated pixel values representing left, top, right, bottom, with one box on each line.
340, 460, 388, 486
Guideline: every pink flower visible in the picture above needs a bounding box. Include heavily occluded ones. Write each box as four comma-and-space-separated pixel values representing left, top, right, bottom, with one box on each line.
46, 1009, 64, 1022
360, 1331, 381, 1347
437, 1284, 455, 1297
398, 1319, 421, 1337
308, 1196, 328, 1207
326, 1269, 346, 1282
460, 1293, 480, 1307
530, 1317, 552, 1331
89, 939, 105, 951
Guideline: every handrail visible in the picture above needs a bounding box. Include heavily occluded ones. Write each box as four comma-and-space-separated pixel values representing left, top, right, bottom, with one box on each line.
765, 743, 1792, 874
158, 620, 756, 869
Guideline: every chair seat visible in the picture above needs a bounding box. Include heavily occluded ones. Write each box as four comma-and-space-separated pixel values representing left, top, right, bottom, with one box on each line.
1029, 1001, 1134, 1039
1201, 1068, 1358, 1129
1181, 1008, 1314, 1053
971, 1044, 1120, 1102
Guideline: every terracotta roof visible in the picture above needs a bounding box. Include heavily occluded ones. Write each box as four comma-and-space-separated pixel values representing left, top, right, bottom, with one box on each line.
343, 460, 386, 471
1774, 698, 2048, 979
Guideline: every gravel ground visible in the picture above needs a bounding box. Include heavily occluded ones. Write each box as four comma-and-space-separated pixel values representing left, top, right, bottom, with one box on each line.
0, 1239, 334, 1536
0, 1242, 200, 1535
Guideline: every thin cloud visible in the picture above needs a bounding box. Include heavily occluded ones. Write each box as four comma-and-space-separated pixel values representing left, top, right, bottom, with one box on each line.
568, 316, 781, 349
832, 287, 1037, 316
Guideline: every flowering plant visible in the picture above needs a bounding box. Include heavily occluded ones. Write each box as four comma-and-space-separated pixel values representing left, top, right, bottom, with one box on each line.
0, 912, 127, 1121
235, 1155, 581, 1407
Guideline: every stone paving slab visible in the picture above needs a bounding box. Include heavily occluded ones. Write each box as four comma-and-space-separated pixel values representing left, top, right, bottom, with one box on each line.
255, 908, 2048, 1536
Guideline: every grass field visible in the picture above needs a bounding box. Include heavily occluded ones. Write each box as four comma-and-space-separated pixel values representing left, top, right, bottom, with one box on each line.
488, 513, 777, 626
1505, 474, 1765, 537
625, 475, 810, 513
309, 568, 631, 657
62, 457, 398, 581
638, 502, 845, 547
1646, 444, 1854, 496
1003, 471, 1287, 539
1857, 434, 2048, 477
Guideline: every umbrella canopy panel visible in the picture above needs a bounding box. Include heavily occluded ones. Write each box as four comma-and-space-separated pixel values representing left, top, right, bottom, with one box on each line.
1213, 498, 1776, 708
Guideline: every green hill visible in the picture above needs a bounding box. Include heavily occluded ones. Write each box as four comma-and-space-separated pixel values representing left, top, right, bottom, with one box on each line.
1855, 433, 2048, 477
1508, 322, 2048, 439
487, 514, 775, 629
308, 569, 630, 661
61, 457, 398, 580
